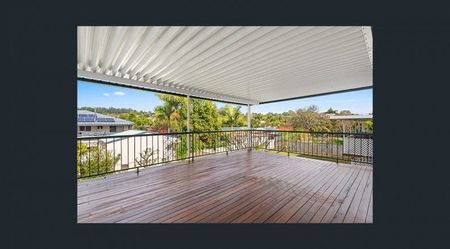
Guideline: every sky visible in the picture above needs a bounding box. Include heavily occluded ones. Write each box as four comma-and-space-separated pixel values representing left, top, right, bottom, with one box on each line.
77, 80, 372, 114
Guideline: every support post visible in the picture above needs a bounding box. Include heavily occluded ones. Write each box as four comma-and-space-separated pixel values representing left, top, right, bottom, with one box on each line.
186, 96, 191, 161
247, 104, 252, 151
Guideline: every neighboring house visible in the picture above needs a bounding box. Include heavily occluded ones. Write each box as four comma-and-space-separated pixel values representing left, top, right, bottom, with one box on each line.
328, 114, 373, 133
99, 130, 179, 171
77, 110, 134, 137
329, 114, 373, 158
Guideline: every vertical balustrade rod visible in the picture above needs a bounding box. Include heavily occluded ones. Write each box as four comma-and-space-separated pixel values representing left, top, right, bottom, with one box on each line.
337, 134, 340, 164
97, 138, 100, 175
135, 136, 138, 174
88, 139, 91, 177
287, 132, 290, 157
151, 135, 154, 164
105, 138, 108, 174
186, 95, 191, 161
157, 135, 159, 163
78, 139, 81, 178
192, 133, 195, 161
247, 104, 251, 151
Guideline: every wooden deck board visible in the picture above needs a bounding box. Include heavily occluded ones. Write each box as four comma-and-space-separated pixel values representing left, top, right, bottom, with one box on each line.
78, 150, 372, 223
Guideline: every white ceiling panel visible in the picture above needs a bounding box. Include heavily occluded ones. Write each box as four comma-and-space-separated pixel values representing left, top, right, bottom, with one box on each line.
78, 26, 372, 105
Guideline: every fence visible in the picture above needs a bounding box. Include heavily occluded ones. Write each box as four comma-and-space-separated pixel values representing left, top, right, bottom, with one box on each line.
77, 130, 372, 178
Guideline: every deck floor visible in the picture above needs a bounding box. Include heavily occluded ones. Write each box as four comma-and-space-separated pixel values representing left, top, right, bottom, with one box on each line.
78, 150, 373, 223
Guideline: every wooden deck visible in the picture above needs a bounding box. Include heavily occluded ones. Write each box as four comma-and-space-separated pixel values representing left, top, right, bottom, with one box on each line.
78, 150, 373, 223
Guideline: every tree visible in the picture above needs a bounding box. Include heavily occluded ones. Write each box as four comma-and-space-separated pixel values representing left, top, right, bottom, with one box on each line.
135, 148, 156, 166
364, 120, 373, 132
151, 94, 222, 133
153, 94, 184, 132
219, 105, 245, 128
77, 142, 121, 178
339, 110, 352, 115
324, 107, 338, 114
118, 112, 152, 130
289, 105, 332, 132
251, 113, 267, 127
190, 98, 221, 131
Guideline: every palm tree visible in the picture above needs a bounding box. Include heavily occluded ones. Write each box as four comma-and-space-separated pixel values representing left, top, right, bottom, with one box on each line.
220, 105, 245, 128
154, 104, 172, 132
153, 94, 183, 132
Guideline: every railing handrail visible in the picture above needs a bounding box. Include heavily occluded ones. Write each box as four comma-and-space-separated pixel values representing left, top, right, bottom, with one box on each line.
77, 129, 373, 140
77, 129, 373, 179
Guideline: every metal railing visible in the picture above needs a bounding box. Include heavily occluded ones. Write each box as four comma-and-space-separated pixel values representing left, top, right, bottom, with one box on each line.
249, 130, 373, 165
77, 130, 373, 179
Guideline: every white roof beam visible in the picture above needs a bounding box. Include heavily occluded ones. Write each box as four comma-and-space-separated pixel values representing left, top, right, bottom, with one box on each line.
78, 70, 258, 105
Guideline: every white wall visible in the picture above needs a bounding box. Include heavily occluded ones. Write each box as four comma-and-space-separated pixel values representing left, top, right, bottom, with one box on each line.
102, 135, 179, 171
77, 125, 132, 137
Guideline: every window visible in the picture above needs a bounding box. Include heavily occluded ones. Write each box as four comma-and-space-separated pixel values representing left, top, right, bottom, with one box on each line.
110, 126, 116, 132
97, 126, 103, 129
85, 126, 91, 131
80, 126, 85, 131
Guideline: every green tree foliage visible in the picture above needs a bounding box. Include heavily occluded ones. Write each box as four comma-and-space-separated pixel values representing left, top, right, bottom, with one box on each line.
251, 113, 267, 127
79, 96, 370, 134
219, 105, 246, 128
118, 112, 152, 130
364, 120, 373, 132
135, 148, 156, 166
324, 107, 338, 114
190, 98, 221, 131
250, 112, 289, 128
151, 94, 222, 132
339, 110, 352, 115
153, 94, 184, 132
289, 105, 333, 132
77, 143, 121, 178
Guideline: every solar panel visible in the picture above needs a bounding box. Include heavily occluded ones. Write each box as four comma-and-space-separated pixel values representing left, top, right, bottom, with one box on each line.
97, 118, 115, 122
78, 113, 116, 123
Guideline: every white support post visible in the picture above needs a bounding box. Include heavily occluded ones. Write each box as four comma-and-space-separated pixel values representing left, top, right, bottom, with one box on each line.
187, 96, 191, 160
247, 104, 252, 151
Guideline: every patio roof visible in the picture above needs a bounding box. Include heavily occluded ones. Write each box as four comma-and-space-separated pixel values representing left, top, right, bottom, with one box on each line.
77, 26, 373, 105
329, 114, 373, 120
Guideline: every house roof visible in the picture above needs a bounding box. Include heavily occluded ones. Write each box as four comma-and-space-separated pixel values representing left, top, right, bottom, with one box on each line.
329, 114, 373, 120
78, 26, 372, 105
77, 110, 134, 126
109, 129, 148, 136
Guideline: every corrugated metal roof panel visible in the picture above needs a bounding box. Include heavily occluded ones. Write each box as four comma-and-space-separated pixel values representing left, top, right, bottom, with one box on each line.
78, 26, 372, 105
